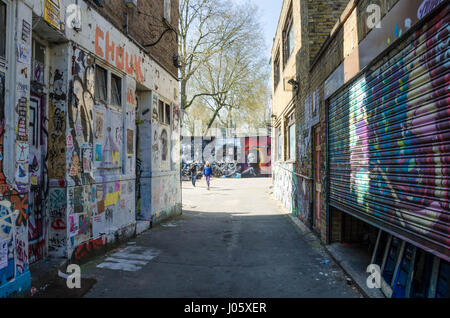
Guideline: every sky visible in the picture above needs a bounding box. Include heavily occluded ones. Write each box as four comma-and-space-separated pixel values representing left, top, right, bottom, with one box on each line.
253, 0, 283, 52
236, 0, 283, 60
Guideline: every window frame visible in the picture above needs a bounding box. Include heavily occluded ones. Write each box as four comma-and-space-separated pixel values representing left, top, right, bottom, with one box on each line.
32, 38, 46, 85
158, 100, 165, 123
283, 6, 294, 66
273, 49, 280, 89
285, 112, 296, 161
165, 103, 171, 125
94, 64, 108, 104
110, 72, 122, 108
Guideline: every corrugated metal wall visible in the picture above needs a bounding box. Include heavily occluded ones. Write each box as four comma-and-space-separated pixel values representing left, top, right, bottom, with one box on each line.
328, 6, 449, 260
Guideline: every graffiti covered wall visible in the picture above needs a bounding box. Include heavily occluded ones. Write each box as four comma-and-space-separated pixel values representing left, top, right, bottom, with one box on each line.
328, 6, 450, 260
0, 1, 32, 297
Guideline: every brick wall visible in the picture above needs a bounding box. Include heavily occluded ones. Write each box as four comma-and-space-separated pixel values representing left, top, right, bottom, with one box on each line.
291, 0, 348, 236
87, 0, 179, 78
307, 0, 349, 66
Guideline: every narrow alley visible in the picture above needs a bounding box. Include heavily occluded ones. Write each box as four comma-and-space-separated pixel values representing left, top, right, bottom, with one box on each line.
61, 178, 361, 298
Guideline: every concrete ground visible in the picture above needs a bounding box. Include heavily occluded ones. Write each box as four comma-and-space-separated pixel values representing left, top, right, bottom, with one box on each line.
71, 178, 361, 298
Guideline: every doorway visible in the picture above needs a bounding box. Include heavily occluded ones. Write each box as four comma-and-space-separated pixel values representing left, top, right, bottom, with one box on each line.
312, 125, 321, 232
28, 92, 47, 263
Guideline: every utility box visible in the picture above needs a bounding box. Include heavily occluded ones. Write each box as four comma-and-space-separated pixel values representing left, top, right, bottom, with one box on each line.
124, 0, 138, 8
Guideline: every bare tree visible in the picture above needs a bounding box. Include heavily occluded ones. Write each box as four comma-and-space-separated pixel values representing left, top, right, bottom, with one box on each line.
183, 2, 269, 136
179, 0, 262, 112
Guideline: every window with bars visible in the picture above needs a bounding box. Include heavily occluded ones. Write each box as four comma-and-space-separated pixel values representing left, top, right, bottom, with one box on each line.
95, 65, 107, 102
111, 73, 122, 107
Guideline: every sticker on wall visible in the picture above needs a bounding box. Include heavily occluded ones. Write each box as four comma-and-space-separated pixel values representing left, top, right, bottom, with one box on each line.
95, 112, 104, 140
44, 0, 62, 31
69, 214, 78, 237
16, 43, 31, 65
16, 97, 28, 141
30, 176, 38, 186
16, 142, 29, 164
95, 144, 102, 161
127, 129, 134, 156
22, 20, 31, 43
82, 148, 92, 173
78, 215, 89, 235
67, 135, 74, 148
15, 162, 28, 182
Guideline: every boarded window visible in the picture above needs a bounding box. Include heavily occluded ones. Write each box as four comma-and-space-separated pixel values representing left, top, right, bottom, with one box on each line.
95, 65, 107, 102
111, 73, 122, 107
0, 2, 5, 58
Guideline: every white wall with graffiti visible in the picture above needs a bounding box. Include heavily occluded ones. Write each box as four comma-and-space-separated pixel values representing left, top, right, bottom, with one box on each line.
272, 163, 296, 213
0, 0, 32, 298
1, 0, 181, 297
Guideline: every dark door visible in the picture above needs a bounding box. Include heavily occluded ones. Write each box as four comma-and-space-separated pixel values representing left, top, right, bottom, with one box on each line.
28, 93, 46, 263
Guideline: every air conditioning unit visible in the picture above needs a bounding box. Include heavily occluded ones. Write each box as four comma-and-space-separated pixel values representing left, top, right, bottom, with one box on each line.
124, 0, 138, 8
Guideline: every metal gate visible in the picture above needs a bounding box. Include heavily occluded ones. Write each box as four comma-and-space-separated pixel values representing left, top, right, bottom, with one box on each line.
328, 6, 449, 261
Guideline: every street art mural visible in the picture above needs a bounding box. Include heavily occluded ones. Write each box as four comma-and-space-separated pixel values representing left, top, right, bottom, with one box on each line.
329, 7, 450, 260
181, 136, 272, 179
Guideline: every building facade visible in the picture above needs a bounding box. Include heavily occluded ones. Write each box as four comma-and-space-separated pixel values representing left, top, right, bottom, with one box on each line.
272, 0, 449, 298
271, 0, 348, 220
0, 0, 181, 298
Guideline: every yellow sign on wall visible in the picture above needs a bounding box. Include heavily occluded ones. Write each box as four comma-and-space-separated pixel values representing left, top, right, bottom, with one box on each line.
44, 0, 61, 31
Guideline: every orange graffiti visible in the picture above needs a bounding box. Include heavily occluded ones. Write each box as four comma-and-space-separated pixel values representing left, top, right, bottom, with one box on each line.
95, 26, 104, 58
105, 31, 115, 63
95, 25, 144, 83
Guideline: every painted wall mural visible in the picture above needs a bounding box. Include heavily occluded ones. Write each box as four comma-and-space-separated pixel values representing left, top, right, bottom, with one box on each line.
181, 136, 272, 179
329, 7, 449, 260
68, 47, 95, 186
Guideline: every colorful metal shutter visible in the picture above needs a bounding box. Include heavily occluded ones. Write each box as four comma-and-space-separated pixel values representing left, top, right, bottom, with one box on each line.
328, 7, 449, 261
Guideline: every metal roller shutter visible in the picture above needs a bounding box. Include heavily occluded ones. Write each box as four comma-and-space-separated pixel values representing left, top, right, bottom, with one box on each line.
328, 6, 449, 260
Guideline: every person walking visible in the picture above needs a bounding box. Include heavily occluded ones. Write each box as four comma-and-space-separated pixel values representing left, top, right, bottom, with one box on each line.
204, 161, 212, 190
190, 160, 198, 187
